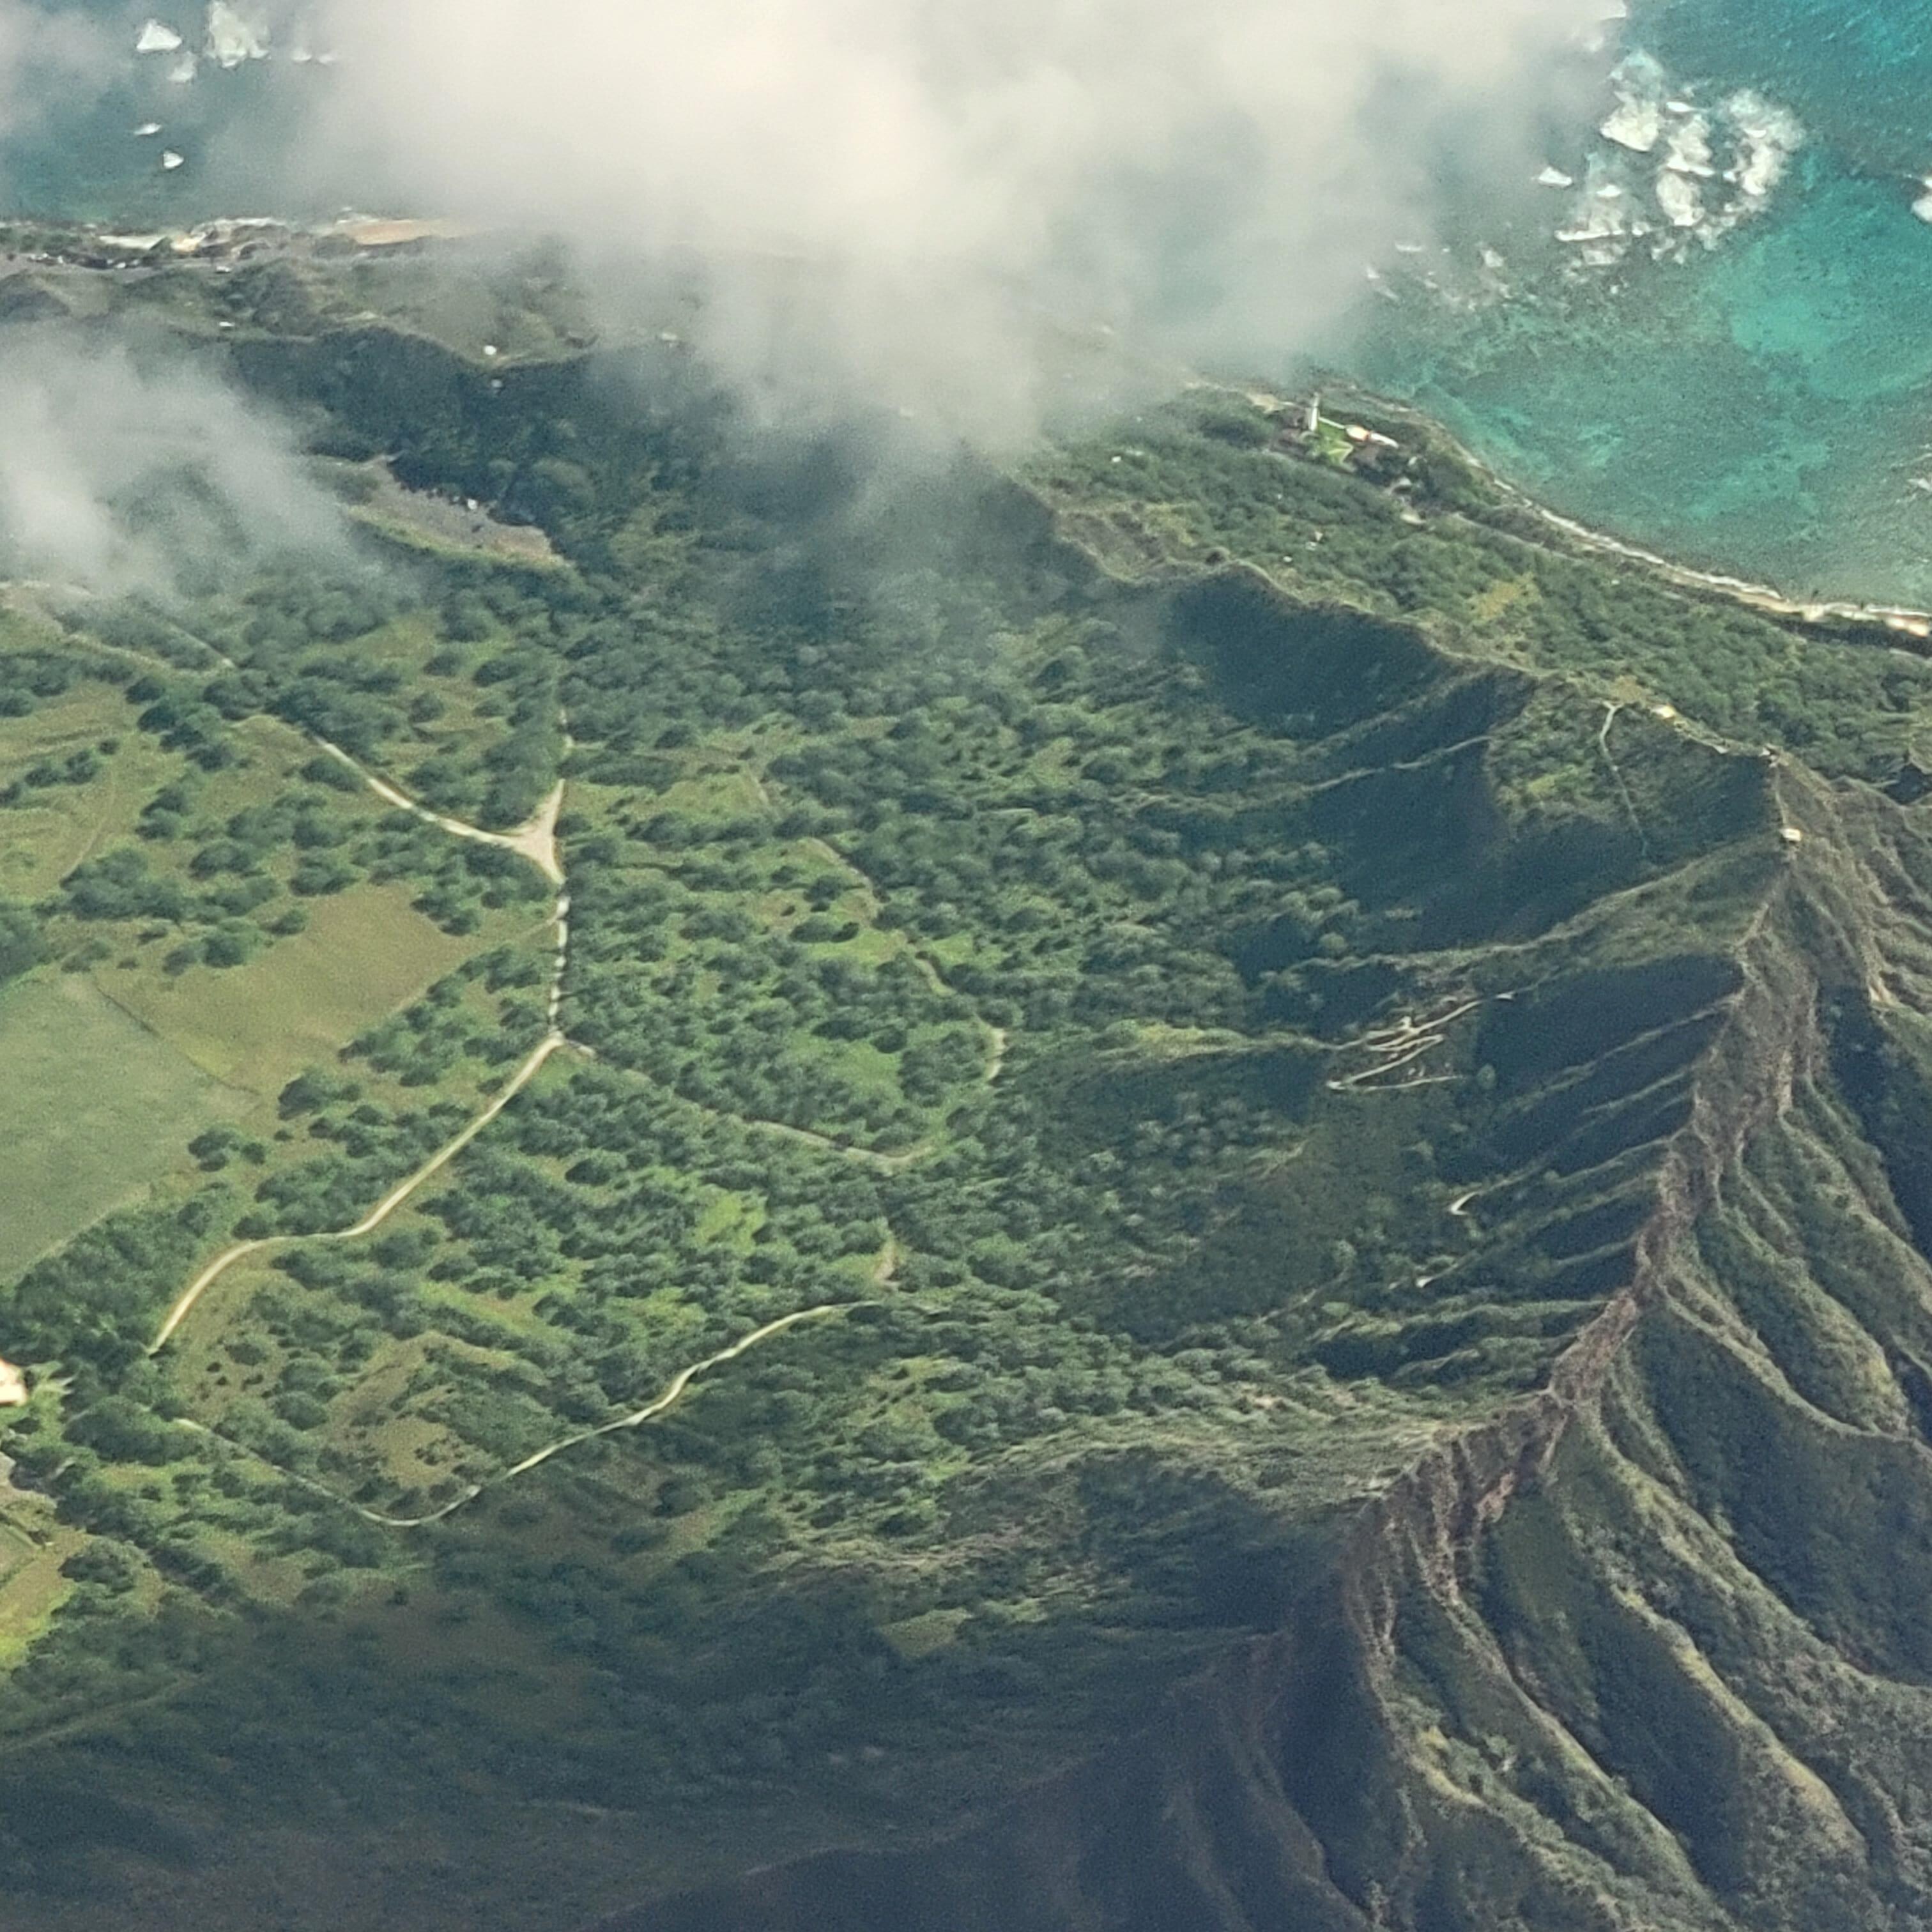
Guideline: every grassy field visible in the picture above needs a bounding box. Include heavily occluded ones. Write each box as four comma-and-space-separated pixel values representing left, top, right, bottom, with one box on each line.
0, 1498, 81, 1671
0, 682, 171, 902
0, 972, 252, 1283
93, 881, 492, 1096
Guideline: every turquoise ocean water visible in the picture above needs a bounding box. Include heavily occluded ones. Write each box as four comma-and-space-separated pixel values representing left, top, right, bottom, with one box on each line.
5, 1, 1932, 607
1351, 0, 1932, 607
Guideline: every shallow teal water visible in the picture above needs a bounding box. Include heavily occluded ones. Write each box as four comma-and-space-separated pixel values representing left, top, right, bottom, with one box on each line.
1351, 1, 1932, 606
1355, 153, 1932, 604
1643, 0, 1932, 172
0, 4, 350, 225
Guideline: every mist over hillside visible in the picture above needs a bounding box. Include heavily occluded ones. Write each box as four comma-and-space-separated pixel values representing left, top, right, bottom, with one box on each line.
0, 328, 346, 592
0, 0, 1616, 434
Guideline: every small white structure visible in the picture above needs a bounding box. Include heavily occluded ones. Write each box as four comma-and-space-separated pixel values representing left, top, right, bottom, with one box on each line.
0, 1359, 27, 1408
162, 150, 186, 172
135, 19, 185, 54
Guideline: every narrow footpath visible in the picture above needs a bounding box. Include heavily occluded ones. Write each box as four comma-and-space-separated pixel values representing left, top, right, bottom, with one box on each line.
176, 1301, 854, 1529
148, 1030, 567, 1354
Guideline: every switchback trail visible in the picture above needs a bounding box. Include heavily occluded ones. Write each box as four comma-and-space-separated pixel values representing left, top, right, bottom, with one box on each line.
1323, 997, 1487, 1094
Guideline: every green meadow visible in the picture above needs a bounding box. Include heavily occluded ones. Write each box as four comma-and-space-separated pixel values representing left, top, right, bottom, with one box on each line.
0, 972, 250, 1282
93, 880, 489, 1096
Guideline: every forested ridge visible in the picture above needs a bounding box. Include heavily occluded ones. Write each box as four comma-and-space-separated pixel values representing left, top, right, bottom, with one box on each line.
2, 245, 1932, 1931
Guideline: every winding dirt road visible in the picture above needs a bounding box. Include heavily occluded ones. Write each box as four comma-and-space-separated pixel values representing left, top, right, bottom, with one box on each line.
148, 1029, 568, 1354
128, 715, 946, 1540
176, 1300, 852, 1529
149, 735, 572, 1354
314, 742, 565, 885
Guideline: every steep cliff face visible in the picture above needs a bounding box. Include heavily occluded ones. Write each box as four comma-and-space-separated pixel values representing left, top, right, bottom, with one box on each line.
603, 777, 1932, 1932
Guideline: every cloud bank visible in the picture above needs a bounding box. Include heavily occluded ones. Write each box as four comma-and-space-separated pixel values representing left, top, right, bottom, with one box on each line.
0, 0, 1618, 533
0, 332, 345, 594
0, 2, 114, 141
295, 0, 1609, 434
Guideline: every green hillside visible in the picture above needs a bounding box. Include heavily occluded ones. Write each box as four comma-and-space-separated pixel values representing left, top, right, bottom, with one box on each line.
3, 240, 1932, 1931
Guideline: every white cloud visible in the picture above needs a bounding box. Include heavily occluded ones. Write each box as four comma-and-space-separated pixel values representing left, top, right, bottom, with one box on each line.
0, 332, 345, 593
0, 0, 1614, 452
0, 1, 118, 142
298, 0, 1606, 436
